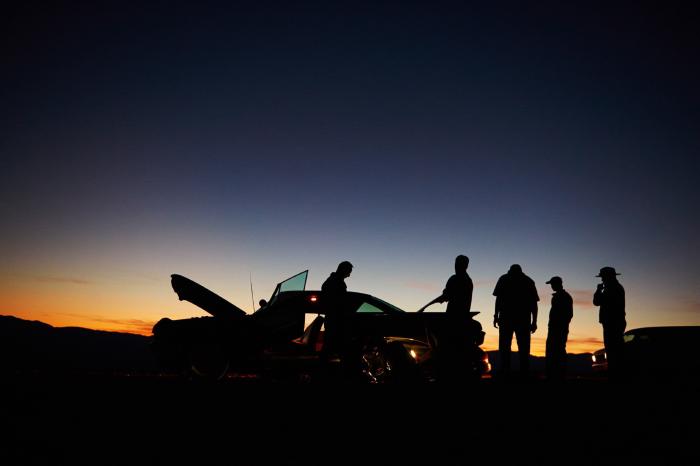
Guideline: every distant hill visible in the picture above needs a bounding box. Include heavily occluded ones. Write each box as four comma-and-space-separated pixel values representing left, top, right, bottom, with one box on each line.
1, 314, 594, 377
0, 315, 157, 374
487, 350, 594, 376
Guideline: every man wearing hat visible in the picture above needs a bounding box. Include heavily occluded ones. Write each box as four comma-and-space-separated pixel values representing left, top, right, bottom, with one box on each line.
545, 276, 573, 380
593, 267, 626, 376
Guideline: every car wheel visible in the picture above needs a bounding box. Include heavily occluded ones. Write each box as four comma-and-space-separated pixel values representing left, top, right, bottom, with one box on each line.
359, 341, 394, 383
188, 343, 229, 381
358, 340, 418, 384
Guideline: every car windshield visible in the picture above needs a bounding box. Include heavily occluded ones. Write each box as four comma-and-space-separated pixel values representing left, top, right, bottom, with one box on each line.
353, 296, 405, 314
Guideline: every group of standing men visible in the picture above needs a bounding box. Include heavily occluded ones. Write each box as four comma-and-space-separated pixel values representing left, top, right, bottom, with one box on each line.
429, 257, 626, 378
323, 256, 626, 379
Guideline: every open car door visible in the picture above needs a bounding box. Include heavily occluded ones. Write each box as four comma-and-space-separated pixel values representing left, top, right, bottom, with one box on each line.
267, 270, 308, 305
252, 270, 309, 343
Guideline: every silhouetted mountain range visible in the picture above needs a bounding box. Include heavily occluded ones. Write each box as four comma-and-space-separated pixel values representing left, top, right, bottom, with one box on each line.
0, 315, 157, 374
1, 315, 593, 377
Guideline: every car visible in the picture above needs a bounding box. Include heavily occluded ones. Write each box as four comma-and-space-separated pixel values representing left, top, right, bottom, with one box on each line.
151, 270, 489, 382
591, 326, 700, 379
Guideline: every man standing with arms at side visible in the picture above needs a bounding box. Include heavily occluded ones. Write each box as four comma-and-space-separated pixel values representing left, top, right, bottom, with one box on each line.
544, 276, 573, 380
493, 264, 539, 377
593, 266, 626, 378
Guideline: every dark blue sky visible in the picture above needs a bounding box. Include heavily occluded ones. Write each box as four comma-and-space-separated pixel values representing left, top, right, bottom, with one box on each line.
2, 1, 698, 347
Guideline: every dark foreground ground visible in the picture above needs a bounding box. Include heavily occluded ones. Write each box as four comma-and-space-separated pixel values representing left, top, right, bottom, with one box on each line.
3, 374, 699, 466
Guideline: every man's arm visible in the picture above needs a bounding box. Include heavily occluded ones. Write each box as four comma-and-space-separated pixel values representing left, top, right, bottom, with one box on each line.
530, 303, 538, 333
494, 295, 501, 328
530, 279, 539, 333
565, 293, 574, 322
417, 293, 446, 313
593, 284, 604, 306
418, 277, 453, 312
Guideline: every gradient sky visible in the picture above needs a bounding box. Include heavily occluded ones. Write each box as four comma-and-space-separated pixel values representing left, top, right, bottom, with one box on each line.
2, 1, 699, 354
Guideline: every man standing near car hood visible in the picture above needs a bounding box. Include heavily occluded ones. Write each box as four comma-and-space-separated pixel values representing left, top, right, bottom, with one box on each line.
593, 266, 626, 377
418, 255, 474, 381
420, 255, 474, 316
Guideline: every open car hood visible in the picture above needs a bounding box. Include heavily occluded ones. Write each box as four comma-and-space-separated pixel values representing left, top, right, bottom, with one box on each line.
171, 274, 246, 318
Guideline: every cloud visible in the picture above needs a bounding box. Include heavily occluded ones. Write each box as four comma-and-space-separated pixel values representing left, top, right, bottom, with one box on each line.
569, 289, 595, 308
537, 288, 594, 308
680, 297, 700, 313
403, 281, 441, 292
90, 317, 156, 335
30, 275, 93, 285
53, 313, 156, 335
567, 336, 604, 346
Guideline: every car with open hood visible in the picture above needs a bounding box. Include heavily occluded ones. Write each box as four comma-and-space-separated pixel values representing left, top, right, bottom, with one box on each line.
151, 270, 489, 382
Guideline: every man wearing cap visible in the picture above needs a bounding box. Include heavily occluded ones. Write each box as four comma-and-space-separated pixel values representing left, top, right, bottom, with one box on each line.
493, 264, 539, 376
545, 276, 573, 380
593, 267, 626, 376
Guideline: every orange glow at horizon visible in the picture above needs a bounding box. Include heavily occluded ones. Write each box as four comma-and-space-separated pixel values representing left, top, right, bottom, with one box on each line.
481, 334, 603, 357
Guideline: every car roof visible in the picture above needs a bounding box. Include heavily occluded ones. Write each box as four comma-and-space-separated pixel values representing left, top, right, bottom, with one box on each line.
626, 326, 700, 335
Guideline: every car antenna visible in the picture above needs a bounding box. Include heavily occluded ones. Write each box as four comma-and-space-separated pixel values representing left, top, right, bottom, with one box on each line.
249, 272, 256, 313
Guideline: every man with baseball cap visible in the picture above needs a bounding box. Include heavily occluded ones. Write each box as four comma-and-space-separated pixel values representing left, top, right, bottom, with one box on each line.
545, 276, 573, 380
593, 266, 626, 377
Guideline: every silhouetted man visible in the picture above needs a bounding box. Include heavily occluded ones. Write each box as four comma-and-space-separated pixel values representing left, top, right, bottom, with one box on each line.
493, 264, 539, 376
544, 276, 573, 380
593, 266, 625, 377
418, 255, 474, 380
321, 261, 353, 375
419, 255, 473, 316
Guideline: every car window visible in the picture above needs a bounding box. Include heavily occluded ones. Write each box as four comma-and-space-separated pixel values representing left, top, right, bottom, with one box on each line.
374, 297, 405, 313
356, 302, 384, 313
279, 270, 308, 293
269, 270, 308, 303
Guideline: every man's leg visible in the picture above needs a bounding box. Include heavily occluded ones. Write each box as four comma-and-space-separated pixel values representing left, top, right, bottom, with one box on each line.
499, 323, 514, 373
559, 329, 569, 378
514, 325, 531, 375
545, 329, 555, 379
603, 322, 626, 377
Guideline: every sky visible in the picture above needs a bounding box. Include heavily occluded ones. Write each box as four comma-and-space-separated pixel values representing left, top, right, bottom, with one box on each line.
2, 1, 699, 355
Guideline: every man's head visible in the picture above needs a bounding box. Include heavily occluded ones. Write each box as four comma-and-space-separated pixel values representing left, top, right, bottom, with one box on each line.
337, 261, 353, 279
546, 276, 563, 292
596, 266, 620, 284
508, 264, 522, 275
455, 255, 469, 273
